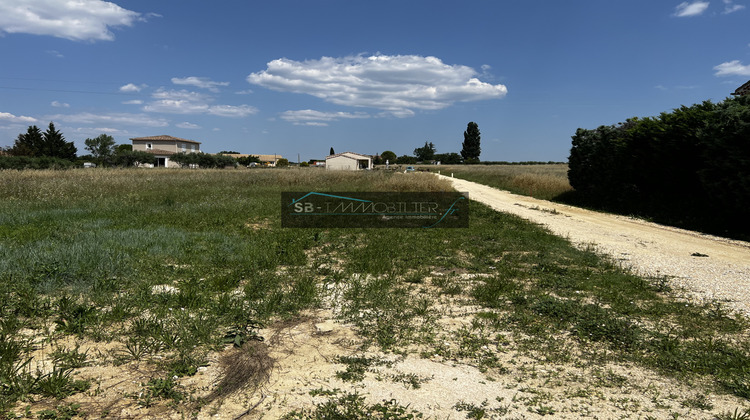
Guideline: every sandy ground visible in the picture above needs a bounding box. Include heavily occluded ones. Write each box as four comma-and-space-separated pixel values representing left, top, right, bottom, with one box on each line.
439, 174, 750, 316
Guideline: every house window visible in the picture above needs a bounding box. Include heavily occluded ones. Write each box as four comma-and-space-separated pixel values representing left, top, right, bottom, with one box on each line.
181, 143, 186, 152
146, 143, 153, 150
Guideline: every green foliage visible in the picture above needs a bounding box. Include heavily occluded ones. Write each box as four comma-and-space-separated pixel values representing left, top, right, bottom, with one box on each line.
380, 150, 397, 163
396, 155, 417, 164
84, 134, 116, 164
282, 389, 423, 419
434, 152, 462, 164
8, 123, 76, 160
413, 141, 436, 162
299, 161, 310, 167
237, 155, 261, 166
460, 122, 481, 161
171, 152, 236, 168
112, 150, 157, 167
276, 158, 290, 167
115, 144, 132, 153
0, 156, 75, 170
568, 95, 750, 238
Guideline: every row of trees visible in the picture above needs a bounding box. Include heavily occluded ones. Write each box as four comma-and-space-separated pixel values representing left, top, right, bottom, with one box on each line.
567, 95, 750, 237
367, 122, 482, 165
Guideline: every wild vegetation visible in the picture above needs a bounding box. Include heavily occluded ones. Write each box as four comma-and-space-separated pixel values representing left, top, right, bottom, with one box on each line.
567, 95, 750, 240
437, 164, 572, 201
0, 168, 748, 418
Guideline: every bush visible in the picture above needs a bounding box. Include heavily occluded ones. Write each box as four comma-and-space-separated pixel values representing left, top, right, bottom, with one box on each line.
0, 156, 74, 170
567, 96, 750, 238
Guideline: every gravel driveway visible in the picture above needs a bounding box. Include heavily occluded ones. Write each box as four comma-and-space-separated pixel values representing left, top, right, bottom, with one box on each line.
440, 175, 750, 316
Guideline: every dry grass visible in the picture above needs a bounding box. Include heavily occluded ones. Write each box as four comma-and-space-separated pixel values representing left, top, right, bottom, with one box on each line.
430, 164, 573, 200
205, 341, 274, 403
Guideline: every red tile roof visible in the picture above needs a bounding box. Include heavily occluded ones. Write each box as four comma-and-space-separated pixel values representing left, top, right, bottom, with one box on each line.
130, 135, 201, 144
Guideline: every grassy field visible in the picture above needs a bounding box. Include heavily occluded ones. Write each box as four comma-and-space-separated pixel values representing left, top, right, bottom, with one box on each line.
426, 164, 572, 201
1, 168, 749, 419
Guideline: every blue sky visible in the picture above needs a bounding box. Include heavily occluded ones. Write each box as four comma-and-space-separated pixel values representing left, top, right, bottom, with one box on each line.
0, 0, 748, 162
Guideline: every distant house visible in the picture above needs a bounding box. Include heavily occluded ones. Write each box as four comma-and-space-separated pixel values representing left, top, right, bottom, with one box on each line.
732, 80, 750, 96
130, 135, 201, 168
223, 153, 283, 166
309, 159, 326, 167
326, 152, 373, 171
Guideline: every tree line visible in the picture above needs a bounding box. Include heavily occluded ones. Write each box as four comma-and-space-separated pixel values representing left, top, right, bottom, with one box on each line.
365, 121, 482, 165
0, 123, 252, 169
567, 95, 750, 238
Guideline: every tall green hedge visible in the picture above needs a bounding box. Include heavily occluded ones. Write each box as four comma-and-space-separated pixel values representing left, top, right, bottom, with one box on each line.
567, 95, 750, 238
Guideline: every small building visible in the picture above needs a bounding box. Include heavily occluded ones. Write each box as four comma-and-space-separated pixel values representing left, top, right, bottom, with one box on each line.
130, 135, 201, 168
325, 152, 373, 171
732, 80, 750, 97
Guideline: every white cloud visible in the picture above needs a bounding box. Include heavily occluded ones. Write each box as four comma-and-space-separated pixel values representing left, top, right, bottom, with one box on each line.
673, 1, 710, 16
50, 112, 168, 127
0, 0, 142, 41
207, 105, 258, 117
176, 122, 201, 129
247, 54, 507, 117
145, 89, 211, 114
120, 83, 147, 93
51, 101, 70, 108
122, 99, 143, 105
172, 76, 229, 92
0, 112, 37, 123
144, 88, 257, 117
280, 109, 370, 126
713, 60, 750, 76
722, 0, 746, 13
46, 50, 64, 58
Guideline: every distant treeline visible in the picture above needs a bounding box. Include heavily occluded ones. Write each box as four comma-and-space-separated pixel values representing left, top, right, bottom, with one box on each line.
567, 95, 750, 239
473, 161, 566, 165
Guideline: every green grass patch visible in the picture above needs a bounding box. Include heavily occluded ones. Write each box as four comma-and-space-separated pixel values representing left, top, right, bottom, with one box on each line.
0, 168, 748, 417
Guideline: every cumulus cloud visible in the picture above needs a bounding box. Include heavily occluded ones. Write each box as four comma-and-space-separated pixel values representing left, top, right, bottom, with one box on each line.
176, 122, 201, 129
50, 112, 168, 127
673, 1, 710, 16
0, 112, 37, 123
280, 109, 370, 126
247, 54, 507, 117
120, 83, 147, 93
122, 99, 143, 105
51, 101, 70, 108
172, 76, 229, 92
714, 60, 750, 76
0, 0, 142, 41
144, 88, 257, 117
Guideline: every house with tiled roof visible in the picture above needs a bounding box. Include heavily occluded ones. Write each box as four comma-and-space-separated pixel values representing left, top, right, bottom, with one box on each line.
732, 80, 750, 97
130, 135, 201, 167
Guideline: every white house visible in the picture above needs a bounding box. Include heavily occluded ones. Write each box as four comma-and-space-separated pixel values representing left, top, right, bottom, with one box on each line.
130, 135, 201, 168
325, 152, 373, 171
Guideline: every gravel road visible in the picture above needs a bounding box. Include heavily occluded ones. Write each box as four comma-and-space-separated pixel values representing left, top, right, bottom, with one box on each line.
440, 174, 750, 316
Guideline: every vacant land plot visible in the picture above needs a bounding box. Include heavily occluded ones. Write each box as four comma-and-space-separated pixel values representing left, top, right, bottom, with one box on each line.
1, 168, 749, 419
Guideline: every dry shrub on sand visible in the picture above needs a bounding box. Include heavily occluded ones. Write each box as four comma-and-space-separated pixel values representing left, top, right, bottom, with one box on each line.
205, 341, 274, 403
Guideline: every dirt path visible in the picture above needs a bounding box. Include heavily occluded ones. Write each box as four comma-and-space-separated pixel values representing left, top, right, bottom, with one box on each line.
440, 174, 750, 316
